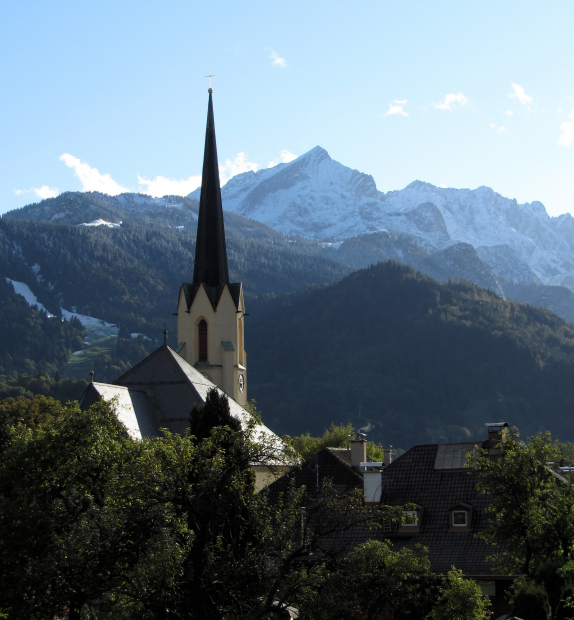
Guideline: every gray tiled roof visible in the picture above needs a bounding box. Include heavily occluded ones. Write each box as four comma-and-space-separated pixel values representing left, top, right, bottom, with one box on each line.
81, 345, 281, 450
373, 442, 504, 576
265, 447, 366, 504
264, 439, 508, 577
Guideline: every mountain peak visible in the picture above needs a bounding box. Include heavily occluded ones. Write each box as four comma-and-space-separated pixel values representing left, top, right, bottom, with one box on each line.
297, 145, 330, 162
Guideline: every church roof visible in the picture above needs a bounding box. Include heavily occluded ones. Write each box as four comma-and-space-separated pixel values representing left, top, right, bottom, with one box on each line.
193, 90, 229, 288
180, 281, 242, 312
80, 345, 279, 449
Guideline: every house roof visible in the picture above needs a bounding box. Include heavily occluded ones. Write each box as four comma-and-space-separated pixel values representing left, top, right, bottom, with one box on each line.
264, 437, 510, 577
373, 441, 505, 577
265, 447, 368, 504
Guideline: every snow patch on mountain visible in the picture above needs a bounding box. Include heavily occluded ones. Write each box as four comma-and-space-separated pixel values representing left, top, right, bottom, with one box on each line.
6, 278, 54, 317
6, 278, 119, 342
79, 219, 122, 228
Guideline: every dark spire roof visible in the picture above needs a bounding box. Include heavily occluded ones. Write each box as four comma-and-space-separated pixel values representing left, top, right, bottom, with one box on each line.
193, 90, 230, 287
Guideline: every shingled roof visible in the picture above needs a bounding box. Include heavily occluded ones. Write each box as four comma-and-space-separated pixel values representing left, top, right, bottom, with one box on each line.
265, 436, 511, 578
265, 447, 369, 504
80, 344, 280, 447
372, 441, 507, 577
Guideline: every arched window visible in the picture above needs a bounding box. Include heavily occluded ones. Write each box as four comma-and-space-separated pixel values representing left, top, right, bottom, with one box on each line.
238, 317, 244, 365
198, 320, 208, 362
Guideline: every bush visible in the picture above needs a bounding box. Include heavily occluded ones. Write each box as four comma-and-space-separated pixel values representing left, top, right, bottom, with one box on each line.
511, 579, 551, 620
554, 585, 574, 620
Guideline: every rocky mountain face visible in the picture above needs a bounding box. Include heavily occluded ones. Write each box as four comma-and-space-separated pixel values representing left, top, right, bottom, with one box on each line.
189, 147, 574, 321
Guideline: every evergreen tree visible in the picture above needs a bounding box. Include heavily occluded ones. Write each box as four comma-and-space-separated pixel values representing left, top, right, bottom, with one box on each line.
188, 387, 241, 441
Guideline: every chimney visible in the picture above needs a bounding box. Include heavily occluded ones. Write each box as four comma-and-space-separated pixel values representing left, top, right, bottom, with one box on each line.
351, 438, 367, 469
485, 422, 508, 455
361, 462, 383, 504
384, 449, 393, 466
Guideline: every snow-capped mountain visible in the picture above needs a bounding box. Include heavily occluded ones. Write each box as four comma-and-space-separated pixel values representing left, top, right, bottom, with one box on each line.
190, 146, 386, 239
190, 146, 574, 300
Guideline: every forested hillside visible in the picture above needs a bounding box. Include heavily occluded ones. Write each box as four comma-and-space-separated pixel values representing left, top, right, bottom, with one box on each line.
4, 193, 574, 448
0, 278, 85, 375
0, 198, 349, 345
248, 262, 574, 447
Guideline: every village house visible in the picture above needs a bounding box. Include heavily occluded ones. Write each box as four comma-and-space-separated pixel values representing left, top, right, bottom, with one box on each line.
266, 423, 515, 618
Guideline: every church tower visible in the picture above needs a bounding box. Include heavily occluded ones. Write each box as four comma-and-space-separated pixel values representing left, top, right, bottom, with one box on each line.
176, 88, 247, 406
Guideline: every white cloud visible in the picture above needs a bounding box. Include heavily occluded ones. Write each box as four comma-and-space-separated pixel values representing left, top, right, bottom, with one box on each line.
13, 185, 59, 200
505, 110, 514, 116
497, 126, 506, 133
34, 185, 59, 198
265, 48, 287, 68
558, 110, 574, 147
394, 99, 407, 105
60, 153, 129, 195
386, 103, 408, 117
137, 174, 202, 197
219, 152, 259, 185
508, 83, 532, 106
439, 183, 447, 188
268, 149, 297, 168
433, 92, 468, 110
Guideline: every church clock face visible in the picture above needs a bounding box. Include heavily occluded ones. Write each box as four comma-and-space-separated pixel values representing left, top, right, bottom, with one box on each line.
238, 374, 245, 392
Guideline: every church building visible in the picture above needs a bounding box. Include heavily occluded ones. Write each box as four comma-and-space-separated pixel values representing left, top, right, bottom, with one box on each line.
80, 88, 283, 488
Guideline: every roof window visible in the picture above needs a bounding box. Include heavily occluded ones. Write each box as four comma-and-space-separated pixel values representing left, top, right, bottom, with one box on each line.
448, 502, 473, 531
398, 504, 424, 533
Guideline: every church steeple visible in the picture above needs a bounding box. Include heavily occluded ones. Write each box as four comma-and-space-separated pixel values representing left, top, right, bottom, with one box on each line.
176, 87, 247, 406
193, 90, 230, 287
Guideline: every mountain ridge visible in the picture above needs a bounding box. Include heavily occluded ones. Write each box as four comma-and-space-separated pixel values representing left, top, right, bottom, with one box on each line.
4, 146, 574, 323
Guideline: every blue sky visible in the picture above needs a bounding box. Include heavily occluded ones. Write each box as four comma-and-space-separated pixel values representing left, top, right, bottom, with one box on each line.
2, 0, 574, 217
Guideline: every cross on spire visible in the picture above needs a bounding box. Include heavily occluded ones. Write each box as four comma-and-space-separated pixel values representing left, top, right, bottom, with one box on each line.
205, 73, 215, 92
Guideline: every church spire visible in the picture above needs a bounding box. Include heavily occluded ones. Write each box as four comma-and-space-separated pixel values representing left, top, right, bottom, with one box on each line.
193, 89, 230, 287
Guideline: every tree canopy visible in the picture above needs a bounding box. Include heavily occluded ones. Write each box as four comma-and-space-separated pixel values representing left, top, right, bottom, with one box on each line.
0, 392, 498, 619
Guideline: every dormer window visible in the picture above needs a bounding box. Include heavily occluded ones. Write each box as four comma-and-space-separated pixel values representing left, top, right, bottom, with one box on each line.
449, 503, 473, 531
399, 504, 424, 532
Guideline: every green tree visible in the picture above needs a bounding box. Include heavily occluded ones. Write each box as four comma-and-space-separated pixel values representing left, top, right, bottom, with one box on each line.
286, 422, 386, 461
0, 400, 151, 620
509, 579, 551, 620
470, 428, 574, 578
427, 568, 491, 620
298, 539, 439, 620
0, 394, 64, 429
110, 393, 396, 619
189, 386, 241, 441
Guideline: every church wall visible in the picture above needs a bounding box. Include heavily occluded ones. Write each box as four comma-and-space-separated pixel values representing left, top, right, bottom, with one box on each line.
177, 284, 247, 406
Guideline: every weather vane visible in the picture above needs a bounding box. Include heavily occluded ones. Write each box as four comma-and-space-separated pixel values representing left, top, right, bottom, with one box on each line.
206, 73, 215, 92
